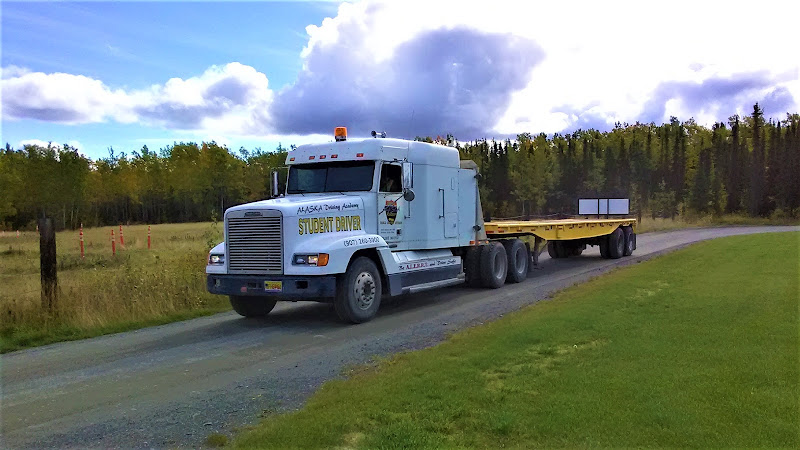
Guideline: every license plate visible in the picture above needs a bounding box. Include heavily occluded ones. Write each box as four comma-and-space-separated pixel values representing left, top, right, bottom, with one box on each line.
264, 281, 282, 292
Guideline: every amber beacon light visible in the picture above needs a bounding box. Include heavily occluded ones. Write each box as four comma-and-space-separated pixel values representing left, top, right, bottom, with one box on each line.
334, 127, 347, 141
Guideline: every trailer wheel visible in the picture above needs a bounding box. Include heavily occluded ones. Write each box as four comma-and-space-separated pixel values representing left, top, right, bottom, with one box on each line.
607, 227, 625, 259
622, 226, 635, 256
480, 241, 508, 288
464, 245, 483, 288
334, 257, 382, 323
229, 296, 278, 318
547, 241, 558, 258
547, 241, 570, 259
503, 239, 529, 283
569, 243, 585, 256
599, 238, 610, 258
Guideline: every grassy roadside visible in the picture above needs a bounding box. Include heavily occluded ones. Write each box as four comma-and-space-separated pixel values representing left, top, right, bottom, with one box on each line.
636, 213, 799, 233
0, 222, 228, 353
233, 232, 800, 448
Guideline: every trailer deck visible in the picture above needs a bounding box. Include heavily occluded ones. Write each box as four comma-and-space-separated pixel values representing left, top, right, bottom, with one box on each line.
484, 217, 637, 240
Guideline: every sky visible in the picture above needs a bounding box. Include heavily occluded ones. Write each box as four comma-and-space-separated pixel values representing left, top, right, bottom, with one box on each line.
1, 0, 799, 160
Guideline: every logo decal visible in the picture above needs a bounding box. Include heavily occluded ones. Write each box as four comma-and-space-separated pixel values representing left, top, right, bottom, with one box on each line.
385, 200, 398, 225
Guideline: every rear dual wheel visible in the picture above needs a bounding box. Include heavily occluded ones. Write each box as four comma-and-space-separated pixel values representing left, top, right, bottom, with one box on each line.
602, 226, 636, 259
623, 226, 635, 256
464, 240, 529, 288
502, 239, 529, 283
480, 242, 508, 288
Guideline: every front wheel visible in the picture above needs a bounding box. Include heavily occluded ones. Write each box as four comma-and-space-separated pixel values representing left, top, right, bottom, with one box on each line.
334, 257, 383, 323
229, 296, 278, 317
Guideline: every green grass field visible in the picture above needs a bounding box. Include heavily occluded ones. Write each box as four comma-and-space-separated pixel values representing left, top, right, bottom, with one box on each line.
0, 222, 228, 353
233, 232, 800, 448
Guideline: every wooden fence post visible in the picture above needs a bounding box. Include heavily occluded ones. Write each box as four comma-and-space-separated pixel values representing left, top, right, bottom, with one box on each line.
39, 218, 58, 313
79, 223, 85, 259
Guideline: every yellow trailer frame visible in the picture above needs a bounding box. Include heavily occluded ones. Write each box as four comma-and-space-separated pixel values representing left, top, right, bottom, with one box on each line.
483, 218, 637, 241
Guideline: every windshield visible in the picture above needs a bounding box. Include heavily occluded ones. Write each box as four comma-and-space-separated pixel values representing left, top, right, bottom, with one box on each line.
287, 161, 375, 194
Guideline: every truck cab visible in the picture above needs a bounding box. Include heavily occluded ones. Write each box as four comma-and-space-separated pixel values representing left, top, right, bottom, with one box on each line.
206, 128, 485, 322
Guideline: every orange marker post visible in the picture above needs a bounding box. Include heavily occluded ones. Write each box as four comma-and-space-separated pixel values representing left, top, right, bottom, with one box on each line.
79, 224, 85, 259
17, 230, 20, 238
147, 225, 151, 250
111, 229, 116, 256
119, 224, 125, 247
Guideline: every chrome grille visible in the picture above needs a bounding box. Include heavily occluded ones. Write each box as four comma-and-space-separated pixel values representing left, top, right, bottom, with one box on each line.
226, 211, 282, 274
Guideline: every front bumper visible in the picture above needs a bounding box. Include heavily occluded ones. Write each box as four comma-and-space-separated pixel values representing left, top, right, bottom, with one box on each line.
206, 274, 337, 300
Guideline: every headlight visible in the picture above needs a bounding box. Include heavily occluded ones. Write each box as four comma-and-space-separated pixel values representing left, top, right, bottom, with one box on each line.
208, 253, 225, 265
293, 253, 329, 266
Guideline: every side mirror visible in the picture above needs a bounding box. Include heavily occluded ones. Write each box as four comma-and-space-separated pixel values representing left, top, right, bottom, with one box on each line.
401, 161, 413, 190
403, 188, 415, 202
271, 170, 279, 198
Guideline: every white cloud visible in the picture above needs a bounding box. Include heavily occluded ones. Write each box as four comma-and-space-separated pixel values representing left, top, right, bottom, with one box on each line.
296, 0, 799, 135
1, 65, 31, 79
3, 0, 799, 142
3, 71, 130, 124
2, 63, 274, 134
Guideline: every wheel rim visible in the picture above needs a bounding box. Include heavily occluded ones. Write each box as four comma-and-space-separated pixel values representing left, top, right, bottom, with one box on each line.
514, 248, 526, 273
353, 271, 376, 310
493, 252, 504, 278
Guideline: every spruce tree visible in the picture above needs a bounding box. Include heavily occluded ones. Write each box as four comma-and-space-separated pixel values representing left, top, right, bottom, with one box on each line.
749, 103, 766, 216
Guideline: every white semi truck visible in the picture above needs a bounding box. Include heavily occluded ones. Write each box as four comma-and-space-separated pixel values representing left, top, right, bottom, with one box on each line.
206, 128, 637, 323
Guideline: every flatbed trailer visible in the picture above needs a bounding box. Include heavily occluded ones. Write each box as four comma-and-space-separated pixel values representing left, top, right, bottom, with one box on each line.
483, 217, 638, 264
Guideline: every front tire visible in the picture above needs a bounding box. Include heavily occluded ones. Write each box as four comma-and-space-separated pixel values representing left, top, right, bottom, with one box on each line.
334, 257, 382, 323
229, 296, 278, 318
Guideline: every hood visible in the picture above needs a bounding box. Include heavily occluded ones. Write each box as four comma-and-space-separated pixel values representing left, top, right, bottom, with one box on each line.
225, 194, 365, 218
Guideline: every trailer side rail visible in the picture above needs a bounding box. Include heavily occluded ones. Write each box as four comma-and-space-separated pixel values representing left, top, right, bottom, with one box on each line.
484, 218, 636, 240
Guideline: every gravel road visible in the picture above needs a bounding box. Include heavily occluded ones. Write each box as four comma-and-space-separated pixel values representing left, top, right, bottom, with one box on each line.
2, 226, 797, 448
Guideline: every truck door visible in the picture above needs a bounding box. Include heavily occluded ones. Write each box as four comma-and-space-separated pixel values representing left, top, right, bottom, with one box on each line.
378, 162, 405, 244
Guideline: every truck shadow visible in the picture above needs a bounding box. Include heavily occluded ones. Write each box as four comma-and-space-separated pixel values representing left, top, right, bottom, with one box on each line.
217, 252, 612, 330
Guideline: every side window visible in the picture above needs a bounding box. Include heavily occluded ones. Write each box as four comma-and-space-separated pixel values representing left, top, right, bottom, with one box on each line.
379, 163, 402, 193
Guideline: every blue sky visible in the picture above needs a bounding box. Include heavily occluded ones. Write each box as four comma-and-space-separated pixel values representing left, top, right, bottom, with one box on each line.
2, 1, 335, 158
2, 1, 798, 160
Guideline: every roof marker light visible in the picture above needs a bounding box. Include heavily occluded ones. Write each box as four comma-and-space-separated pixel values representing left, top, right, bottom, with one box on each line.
289, 157, 295, 161
356, 153, 364, 158
319, 155, 326, 159
331, 154, 338, 159
309, 156, 315, 160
